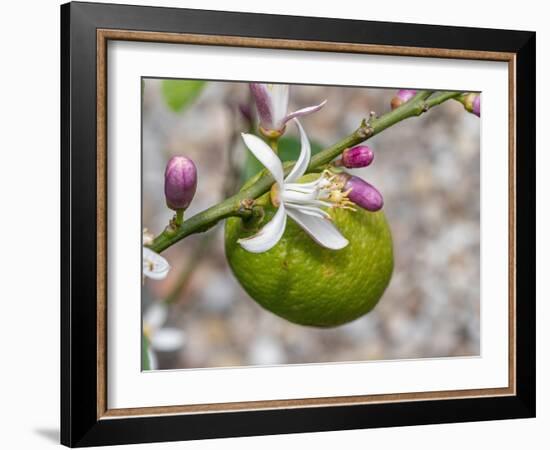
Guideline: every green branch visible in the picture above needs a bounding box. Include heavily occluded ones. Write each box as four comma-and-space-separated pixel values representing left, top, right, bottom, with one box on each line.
150, 90, 461, 253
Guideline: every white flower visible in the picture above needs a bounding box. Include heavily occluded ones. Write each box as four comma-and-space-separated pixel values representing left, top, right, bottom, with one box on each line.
250, 83, 327, 135
238, 119, 349, 253
142, 228, 155, 246
143, 247, 170, 280
143, 302, 186, 370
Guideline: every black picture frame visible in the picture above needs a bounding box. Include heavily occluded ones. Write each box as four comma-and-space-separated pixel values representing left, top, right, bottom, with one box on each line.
61, 1, 536, 447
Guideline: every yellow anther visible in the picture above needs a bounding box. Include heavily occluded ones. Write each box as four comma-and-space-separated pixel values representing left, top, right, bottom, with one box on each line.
325, 185, 357, 211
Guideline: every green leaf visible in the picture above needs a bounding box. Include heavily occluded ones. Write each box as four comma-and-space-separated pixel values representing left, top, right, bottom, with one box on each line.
142, 332, 151, 371
242, 135, 324, 182
161, 79, 206, 112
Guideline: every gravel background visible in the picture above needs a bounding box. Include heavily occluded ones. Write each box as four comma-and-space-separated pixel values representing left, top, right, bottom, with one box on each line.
142, 80, 480, 370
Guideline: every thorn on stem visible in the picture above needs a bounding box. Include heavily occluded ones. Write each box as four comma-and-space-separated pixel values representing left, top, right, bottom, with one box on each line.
242, 205, 265, 230
240, 198, 255, 210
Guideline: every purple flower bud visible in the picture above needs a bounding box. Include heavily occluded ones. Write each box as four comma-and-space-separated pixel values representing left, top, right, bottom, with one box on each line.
341, 145, 374, 168
391, 89, 417, 110
472, 94, 480, 117
164, 156, 197, 211
462, 93, 480, 117
337, 173, 383, 212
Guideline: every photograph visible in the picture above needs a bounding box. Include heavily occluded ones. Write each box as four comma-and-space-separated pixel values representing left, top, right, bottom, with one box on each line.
141, 80, 481, 370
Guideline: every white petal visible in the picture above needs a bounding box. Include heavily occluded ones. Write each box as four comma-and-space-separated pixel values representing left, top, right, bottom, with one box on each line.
282, 189, 318, 203
286, 208, 349, 250
150, 327, 186, 352
285, 203, 330, 219
285, 178, 323, 191
269, 84, 289, 128
238, 204, 287, 253
143, 247, 170, 280
142, 228, 154, 246
282, 99, 327, 125
146, 348, 158, 370
285, 119, 311, 183
284, 184, 318, 194
241, 133, 284, 186
143, 302, 168, 330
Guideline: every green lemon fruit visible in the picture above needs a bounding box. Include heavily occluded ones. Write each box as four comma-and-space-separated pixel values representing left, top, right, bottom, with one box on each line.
224, 174, 394, 327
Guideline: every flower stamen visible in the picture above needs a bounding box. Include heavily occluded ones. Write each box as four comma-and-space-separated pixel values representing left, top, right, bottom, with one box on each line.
310, 170, 358, 212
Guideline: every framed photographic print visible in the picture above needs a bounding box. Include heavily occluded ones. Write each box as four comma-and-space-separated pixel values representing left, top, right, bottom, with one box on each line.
60, 1, 536, 447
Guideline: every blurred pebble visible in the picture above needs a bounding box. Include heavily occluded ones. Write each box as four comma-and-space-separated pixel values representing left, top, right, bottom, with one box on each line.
247, 335, 285, 366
